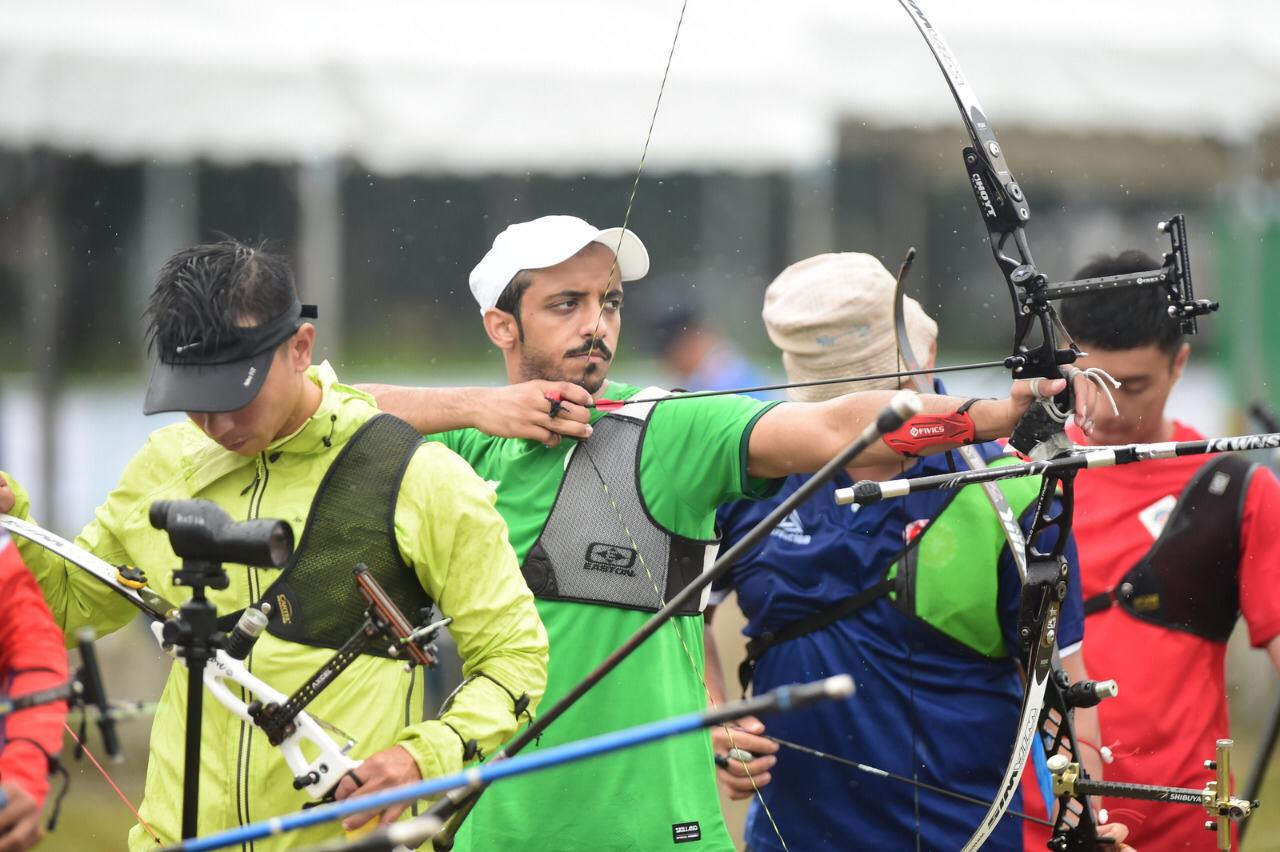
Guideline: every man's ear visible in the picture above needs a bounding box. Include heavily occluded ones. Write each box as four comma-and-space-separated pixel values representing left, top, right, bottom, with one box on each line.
288, 323, 316, 372
1170, 341, 1191, 383
483, 309, 520, 352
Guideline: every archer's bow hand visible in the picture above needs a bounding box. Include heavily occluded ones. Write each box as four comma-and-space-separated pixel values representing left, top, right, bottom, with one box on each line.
964, 377, 1072, 453
1003, 374, 1106, 458
0, 475, 14, 515
711, 716, 778, 801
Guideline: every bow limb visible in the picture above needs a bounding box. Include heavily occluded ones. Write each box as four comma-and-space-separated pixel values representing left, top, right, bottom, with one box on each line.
577, 0, 690, 376
896, 0, 1079, 463
894, 2, 1092, 846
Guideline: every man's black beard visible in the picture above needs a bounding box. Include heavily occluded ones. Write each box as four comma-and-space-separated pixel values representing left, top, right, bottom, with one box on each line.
519, 345, 611, 396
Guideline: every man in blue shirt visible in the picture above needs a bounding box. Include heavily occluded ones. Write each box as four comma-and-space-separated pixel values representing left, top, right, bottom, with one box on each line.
706, 253, 1097, 851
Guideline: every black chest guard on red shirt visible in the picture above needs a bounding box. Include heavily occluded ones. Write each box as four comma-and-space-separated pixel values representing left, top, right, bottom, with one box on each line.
1083, 453, 1257, 643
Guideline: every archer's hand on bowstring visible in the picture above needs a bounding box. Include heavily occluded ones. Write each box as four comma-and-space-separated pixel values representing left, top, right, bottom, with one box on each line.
711, 716, 778, 801
362, 380, 593, 446
0, 783, 43, 852
476, 381, 594, 448
334, 745, 422, 832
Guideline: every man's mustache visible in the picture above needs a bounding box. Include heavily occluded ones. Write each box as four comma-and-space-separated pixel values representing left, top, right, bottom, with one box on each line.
566, 343, 613, 361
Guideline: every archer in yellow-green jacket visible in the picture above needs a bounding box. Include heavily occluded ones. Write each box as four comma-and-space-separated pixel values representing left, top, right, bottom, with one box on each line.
0, 241, 548, 850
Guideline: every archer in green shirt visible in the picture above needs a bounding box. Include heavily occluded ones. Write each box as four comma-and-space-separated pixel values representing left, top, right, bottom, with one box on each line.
370, 214, 1077, 850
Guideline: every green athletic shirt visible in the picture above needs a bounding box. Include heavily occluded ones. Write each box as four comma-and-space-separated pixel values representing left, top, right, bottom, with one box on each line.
433, 381, 779, 852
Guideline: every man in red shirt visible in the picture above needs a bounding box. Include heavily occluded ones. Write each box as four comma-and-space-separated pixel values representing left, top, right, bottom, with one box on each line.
1059, 250, 1280, 849
0, 529, 68, 851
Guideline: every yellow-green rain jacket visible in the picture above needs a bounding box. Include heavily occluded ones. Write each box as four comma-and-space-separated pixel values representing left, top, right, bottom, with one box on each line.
7, 363, 548, 849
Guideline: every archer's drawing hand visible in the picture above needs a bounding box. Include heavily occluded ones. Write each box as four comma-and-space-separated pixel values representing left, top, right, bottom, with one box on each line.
477, 381, 593, 447
335, 745, 422, 831
0, 783, 44, 852
712, 716, 779, 801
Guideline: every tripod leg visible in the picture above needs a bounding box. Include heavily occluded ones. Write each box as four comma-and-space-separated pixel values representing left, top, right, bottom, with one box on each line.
183, 654, 205, 839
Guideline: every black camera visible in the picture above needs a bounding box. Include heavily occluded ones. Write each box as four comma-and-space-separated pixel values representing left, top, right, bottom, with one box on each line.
149, 499, 293, 568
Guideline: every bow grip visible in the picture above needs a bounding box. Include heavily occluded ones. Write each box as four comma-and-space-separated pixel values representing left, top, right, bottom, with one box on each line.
1009, 400, 1066, 459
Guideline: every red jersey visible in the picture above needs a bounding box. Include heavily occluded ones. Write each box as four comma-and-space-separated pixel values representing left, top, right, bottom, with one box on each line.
1066, 421, 1280, 849
0, 533, 68, 808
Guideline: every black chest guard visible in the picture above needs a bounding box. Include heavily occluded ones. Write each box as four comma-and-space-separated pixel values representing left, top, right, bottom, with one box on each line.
258, 414, 435, 656
1084, 454, 1256, 643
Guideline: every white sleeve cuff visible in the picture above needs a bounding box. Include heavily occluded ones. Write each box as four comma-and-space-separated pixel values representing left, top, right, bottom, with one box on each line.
706, 588, 730, 608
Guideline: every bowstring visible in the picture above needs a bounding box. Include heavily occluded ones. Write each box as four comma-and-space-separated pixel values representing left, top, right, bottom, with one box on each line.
577, 443, 790, 850
892, 254, 925, 852
570, 2, 788, 847
577, 0, 689, 382
761, 733, 1053, 828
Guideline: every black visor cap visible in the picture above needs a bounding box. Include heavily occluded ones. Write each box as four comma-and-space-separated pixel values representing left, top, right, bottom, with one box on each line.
142, 301, 317, 416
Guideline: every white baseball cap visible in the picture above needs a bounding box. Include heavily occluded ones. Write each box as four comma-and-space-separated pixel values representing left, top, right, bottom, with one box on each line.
469, 215, 650, 312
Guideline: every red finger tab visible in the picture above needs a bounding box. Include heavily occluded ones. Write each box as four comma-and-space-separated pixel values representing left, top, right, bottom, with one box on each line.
883, 411, 976, 456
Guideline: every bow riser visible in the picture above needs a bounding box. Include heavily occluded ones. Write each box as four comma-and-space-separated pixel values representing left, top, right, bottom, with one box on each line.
1040, 678, 1100, 852
152, 620, 360, 800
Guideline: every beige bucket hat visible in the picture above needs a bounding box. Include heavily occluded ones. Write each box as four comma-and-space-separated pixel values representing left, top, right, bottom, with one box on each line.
762, 252, 938, 401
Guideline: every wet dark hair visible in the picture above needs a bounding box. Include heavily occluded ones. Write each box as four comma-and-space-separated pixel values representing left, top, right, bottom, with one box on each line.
1059, 249, 1184, 357
145, 240, 296, 355
494, 270, 534, 339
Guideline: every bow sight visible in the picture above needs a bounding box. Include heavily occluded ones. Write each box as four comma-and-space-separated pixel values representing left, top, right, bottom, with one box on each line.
962, 130, 1219, 402
1033, 217, 1216, 334
1047, 739, 1254, 852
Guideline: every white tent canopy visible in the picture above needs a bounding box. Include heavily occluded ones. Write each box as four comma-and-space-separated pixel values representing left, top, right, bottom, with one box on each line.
2, 0, 1279, 174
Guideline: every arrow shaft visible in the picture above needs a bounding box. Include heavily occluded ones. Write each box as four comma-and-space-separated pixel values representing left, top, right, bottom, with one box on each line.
837, 432, 1280, 506
591, 359, 1011, 411
168, 677, 852, 852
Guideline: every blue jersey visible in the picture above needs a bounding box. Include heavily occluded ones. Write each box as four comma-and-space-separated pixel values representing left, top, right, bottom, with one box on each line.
714, 441, 1085, 852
